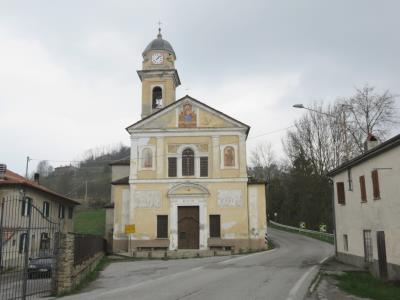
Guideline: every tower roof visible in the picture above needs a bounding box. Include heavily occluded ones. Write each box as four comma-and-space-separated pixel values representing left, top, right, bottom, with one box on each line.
142, 28, 176, 59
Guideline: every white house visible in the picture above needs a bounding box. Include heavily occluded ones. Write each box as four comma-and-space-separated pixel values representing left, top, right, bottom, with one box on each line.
328, 133, 400, 280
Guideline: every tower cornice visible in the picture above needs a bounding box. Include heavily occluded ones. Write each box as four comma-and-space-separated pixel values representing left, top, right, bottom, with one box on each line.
137, 69, 181, 87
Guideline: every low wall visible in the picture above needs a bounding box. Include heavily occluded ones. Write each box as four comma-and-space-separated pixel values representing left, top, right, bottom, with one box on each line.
56, 233, 105, 294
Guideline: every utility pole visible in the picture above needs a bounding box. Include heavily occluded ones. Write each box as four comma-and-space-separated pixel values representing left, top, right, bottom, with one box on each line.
84, 180, 88, 203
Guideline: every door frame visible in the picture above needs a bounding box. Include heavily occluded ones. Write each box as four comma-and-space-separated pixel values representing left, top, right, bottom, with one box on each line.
169, 197, 208, 250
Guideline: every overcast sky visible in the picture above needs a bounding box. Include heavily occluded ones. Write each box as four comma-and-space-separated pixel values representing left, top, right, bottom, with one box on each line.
1, 0, 400, 175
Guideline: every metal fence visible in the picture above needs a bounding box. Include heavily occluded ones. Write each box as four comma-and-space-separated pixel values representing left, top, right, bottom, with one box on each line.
269, 220, 334, 243
74, 234, 105, 266
0, 195, 60, 300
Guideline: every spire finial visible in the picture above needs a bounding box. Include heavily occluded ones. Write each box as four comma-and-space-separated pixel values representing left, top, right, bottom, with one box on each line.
157, 21, 162, 39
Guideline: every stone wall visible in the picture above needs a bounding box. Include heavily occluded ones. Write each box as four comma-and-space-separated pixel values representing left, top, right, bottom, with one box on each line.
56, 233, 104, 294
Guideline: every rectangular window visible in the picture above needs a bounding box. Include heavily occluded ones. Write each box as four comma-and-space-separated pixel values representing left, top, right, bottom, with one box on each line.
40, 232, 50, 251
68, 207, 74, 219
200, 157, 208, 177
19, 233, 27, 254
21, 197, 32, 216
336, 182, 346, 205
359, 175, 367, 202
209, 215, 221, 238
347, 169, 353, 191
157, 215, 168, 238
58, 204, 65, 219
43, 201, 50, 218
363, 230, 373, 263
371, 170, 380, 200
168, 157, 177, 177
343, 234, 348, 251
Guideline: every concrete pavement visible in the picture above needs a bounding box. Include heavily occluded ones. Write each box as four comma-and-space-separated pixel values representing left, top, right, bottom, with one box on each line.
62, 228, 333, 300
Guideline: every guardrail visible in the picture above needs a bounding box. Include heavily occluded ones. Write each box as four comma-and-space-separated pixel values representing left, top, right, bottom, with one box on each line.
269, 220, 334, 244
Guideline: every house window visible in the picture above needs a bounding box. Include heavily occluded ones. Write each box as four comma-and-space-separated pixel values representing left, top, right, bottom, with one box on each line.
363, 230, 373, 263
39, 232, 50, 251
200, 157, 208, 177
58, 204, 65, 219
168, 157, 177, 177
152, 86, 162, 108
182, 148, 195, 176
343, 234, 348, 251
43, 201, 50, 218
347, 169, 353, 191
336, 182, 346, 205
68, 207, 74, 219
371, 170, 380, 200
19, 233, 27, 254
21, 197, 32, 217
224, 146, 235, 167
157, 215, 168, 238
359, 175, 367, 202
209, 215, 221, 238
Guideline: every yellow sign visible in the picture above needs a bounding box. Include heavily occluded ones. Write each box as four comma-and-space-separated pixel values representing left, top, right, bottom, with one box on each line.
125, 224, 136, 234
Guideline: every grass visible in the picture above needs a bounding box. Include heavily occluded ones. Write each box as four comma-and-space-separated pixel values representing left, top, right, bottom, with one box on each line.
73, 208, 106, 236
269, 222, 334, 244
333, 271, 400, 300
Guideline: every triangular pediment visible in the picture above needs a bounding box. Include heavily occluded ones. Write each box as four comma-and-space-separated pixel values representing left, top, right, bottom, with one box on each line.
126, 95, 250, 134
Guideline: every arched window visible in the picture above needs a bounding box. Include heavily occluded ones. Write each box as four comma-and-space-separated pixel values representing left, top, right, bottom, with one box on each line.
142, 148, 153, 168
224, 146, 235, 167
152, 86, 162, 109
182, 148, 194, 176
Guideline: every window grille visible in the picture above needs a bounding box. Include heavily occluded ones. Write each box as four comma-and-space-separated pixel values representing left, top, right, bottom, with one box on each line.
168, 157, 177, 177
363, 230, 373, 262
200, 157, 208, 177
182, 148, 195, 176
157, 215, 168, 238
43, 201, 50, 217
209, 215, 221, 238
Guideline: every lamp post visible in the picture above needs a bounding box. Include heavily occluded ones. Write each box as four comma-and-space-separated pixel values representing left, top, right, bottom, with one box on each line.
292, 103, 352, 161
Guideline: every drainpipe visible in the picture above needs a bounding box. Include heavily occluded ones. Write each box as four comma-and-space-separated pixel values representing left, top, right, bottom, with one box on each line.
329, 178, 338, 256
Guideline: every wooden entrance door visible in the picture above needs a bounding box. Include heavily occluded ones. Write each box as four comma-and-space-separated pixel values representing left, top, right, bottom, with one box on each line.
377, 231, 388, 279
178, 206, 199, 249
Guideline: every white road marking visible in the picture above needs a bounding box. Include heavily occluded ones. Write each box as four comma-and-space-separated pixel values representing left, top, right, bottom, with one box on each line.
286, 255, 330, 300
218, 249, 276, 265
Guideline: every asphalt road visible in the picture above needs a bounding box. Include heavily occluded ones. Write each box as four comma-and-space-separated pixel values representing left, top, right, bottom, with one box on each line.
62, 228, 333, 300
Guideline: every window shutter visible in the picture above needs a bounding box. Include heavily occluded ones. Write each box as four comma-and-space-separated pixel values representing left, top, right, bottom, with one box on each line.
336, 182, 345, 205
372, 170, 380, 199
157, 215, 168, 238
200, 157, 208, 177
168, 157, 177, 177
209, 215, 221, 238
359, 176, 367, 202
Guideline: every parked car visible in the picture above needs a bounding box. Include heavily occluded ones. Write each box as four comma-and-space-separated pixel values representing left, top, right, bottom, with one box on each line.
27, 256, 53, 279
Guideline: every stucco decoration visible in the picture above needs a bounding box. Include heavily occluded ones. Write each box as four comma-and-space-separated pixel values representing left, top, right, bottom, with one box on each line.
133, 190, 161, 208
217, 189, 242, 207
168, 144, 178, 153
178, 102, 197, 128
198, 144, 209, 152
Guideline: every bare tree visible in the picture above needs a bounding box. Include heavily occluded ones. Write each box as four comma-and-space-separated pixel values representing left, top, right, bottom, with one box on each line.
35, 160, 54, 177
343, 84, 399, 152
249, 141, 279, 181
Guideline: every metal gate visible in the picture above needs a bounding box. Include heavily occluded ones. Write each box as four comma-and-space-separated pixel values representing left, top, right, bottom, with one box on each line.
0, 195, 60, 299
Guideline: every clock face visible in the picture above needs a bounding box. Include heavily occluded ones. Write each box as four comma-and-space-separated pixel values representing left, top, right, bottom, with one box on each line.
151, 53, 163, 64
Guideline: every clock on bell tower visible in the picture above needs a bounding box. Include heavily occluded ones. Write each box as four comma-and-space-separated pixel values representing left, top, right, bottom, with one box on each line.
138, 28, 181, 118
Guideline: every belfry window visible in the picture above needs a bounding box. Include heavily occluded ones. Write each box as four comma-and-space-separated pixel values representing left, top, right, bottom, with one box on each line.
152, 86, 163, 109
182, 148, 195, 176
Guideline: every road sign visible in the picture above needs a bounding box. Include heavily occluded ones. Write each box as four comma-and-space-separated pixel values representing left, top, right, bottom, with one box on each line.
125, 224, 136, 234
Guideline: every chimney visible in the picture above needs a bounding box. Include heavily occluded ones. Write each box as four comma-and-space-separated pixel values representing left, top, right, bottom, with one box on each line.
364, 133, 379, 152
34, 173, 40, 184
0, 164, 6, 180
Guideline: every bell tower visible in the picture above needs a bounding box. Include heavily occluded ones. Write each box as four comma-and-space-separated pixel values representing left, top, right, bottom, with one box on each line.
138, 28, 181, 118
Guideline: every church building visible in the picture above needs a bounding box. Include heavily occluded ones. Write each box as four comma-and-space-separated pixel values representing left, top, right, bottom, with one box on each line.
109, 29, 267, 253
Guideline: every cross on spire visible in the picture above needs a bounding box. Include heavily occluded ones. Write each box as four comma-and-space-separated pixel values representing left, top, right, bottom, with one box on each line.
157, 21, 162, 38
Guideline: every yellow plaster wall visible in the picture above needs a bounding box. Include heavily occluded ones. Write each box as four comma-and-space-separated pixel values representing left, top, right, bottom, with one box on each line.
199, 110, 233, 128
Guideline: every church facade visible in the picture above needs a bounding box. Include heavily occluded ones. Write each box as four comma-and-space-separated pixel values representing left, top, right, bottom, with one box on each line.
109, 30, 267, 253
